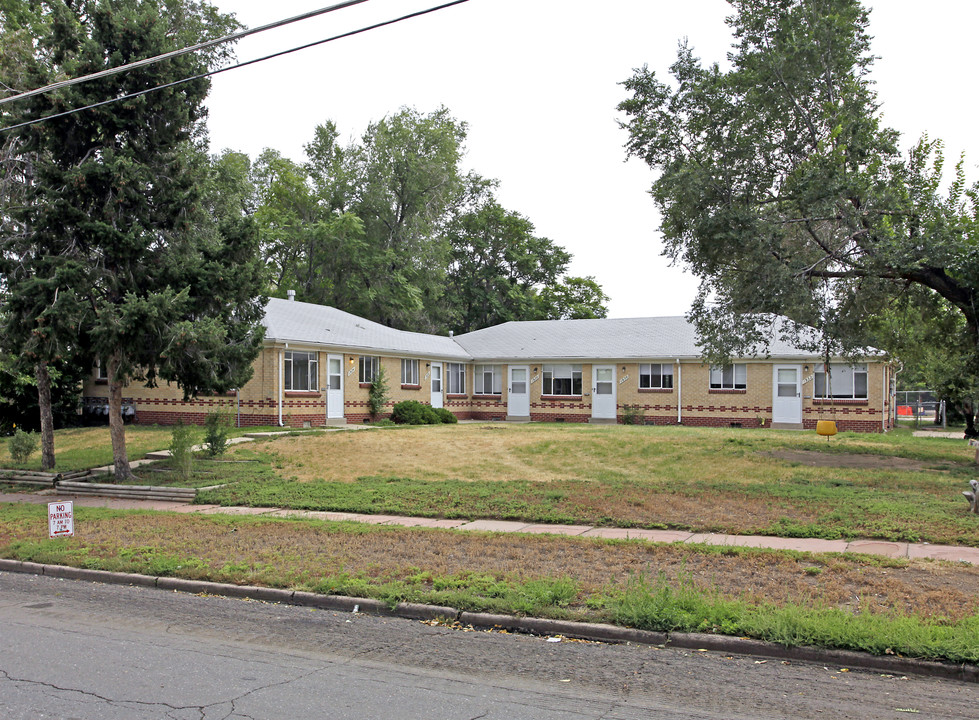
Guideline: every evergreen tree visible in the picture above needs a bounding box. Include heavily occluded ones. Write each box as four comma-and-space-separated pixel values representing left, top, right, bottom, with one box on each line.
2, 0, 266, 479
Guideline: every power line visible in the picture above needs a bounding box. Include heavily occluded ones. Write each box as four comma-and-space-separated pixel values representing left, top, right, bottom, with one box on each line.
0, 0, 470, 135
0, 0, 369, 107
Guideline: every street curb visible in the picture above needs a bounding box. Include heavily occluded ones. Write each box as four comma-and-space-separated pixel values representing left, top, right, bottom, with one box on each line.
2, 558, 976, 683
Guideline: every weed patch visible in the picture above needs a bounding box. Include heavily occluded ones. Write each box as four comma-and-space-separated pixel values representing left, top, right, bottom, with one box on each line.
2, 504, 978, 663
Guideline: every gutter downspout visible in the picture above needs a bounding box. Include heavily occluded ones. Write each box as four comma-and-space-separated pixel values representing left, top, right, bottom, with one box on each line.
882, 364, 887, 432
278, 346, 285, 427
676, 359, 682, 424
890, 360, 903, 432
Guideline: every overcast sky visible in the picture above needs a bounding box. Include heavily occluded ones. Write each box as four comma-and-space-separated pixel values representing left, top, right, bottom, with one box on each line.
205, 0, 979, 319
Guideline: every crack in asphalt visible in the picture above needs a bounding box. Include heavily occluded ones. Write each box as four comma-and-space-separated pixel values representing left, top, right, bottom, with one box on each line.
1, 666, 191, 714
0, 664, 322, 720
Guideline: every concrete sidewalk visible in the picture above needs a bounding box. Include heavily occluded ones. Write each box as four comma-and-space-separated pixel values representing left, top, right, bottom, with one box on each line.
5, 491, 979, 565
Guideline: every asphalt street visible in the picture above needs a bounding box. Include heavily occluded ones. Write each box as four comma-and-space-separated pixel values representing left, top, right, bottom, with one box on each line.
0, 571, 974, 719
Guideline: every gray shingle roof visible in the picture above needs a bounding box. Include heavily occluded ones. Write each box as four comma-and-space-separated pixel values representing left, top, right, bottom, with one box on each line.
451, 316, 863, 361
263, 298, 470, 360
263, 300, 881, 362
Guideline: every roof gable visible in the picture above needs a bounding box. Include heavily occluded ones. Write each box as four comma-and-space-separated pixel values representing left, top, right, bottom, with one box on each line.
262, 298, 470, 359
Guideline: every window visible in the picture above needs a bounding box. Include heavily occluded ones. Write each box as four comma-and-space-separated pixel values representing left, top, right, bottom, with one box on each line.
815, 364, 868, 399
401, 358, 419, 386
284, 351, 318, 391
95, 360, 109, 381
474, 365, 502, 394
359, 356, 379, 384
542, 364, 582, 396
447, 363, 466, 394
710, 364, 747, 390
639, 363, 673, 389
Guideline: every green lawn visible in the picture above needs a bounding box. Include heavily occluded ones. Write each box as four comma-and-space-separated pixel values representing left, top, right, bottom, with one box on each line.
193, 423, 979, 546
0, 423, 312, 474
3, 423, 979, 664
5, 423, 978, 545
0, 426, 174, 472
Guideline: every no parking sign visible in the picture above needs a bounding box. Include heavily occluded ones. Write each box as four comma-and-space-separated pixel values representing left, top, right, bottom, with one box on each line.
48, 501, 74, 538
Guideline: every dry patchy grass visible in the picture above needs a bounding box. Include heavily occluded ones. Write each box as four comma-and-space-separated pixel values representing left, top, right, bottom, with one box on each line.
3, 508, 977, 623
257, 425, 558, 483
211, 424, 979, 545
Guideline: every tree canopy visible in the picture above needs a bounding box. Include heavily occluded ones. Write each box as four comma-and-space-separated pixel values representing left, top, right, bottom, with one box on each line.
254, 108, 608, 334
618, 0, 978, 426
1, 0, 267, 475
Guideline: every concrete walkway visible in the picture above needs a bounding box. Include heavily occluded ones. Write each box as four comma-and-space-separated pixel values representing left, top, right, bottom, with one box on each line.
5, 491, 979, 566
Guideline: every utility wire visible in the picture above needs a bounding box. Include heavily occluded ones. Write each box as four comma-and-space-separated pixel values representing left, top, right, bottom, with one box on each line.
0, 0, 470, 134
0, 0, 369, 107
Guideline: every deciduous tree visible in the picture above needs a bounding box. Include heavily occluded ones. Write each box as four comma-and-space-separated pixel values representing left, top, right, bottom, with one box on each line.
445, 181, 575, 332
619, 0, 978, 387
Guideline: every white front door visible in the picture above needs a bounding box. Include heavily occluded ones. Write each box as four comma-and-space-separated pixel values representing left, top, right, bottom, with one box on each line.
327, 354, 344, 420
508, 365, 530, 417
430, 362, 443, 409
772, 364, 802, 424
592, 365, 617, 419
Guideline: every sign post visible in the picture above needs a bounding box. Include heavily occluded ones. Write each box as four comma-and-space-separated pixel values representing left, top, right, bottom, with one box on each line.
48, 501, 74, 538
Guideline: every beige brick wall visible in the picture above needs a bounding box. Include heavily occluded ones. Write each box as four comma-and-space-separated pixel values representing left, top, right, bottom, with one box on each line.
80, 344, 892, 431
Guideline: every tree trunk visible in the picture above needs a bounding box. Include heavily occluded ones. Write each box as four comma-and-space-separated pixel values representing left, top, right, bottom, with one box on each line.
106, 351, 133, 481
965, 400, 978, 439
35, 360, 56, 471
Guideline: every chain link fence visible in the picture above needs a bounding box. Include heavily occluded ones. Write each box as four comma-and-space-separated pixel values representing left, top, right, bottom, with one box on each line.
896, 390, 945, 427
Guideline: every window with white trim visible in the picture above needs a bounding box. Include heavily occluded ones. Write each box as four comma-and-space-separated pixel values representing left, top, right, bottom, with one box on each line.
814, 364, 868, 399
284, 351, 318, 391
639, 363, 673, 389
359, 356, 379, 384
401, 358, 419, 386
95, 360, 109, 380
709, 364, 747, 390
542, 364, 582, 395
474, 364, 502, 394
447, 362, 466, 394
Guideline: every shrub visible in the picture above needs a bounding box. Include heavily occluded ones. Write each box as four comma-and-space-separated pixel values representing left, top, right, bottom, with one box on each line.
391, 400, 442, 425
7, 428, 38, 464
621, 404, 645, 425
433, 408, 458, 424
390, 400, 425, 425
203, 412, 231, 457
169, 422, 196, 481
368, 367, 390, 421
